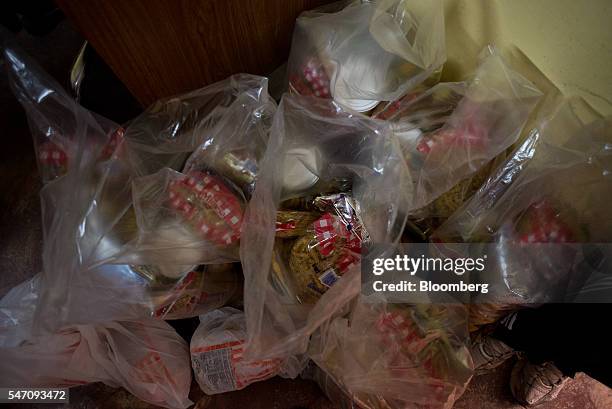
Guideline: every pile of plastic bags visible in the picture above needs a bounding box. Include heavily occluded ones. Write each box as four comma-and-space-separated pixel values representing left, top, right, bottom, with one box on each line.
2, 1, 610, 408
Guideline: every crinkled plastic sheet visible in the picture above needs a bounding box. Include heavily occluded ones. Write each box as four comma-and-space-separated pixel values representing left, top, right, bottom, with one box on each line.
0, 274, 40, 348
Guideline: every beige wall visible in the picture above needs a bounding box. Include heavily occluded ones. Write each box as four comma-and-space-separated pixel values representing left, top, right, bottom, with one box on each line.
443, 0, 612, 115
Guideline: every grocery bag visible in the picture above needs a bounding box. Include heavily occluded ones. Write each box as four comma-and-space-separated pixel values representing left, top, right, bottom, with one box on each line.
434, 98, 612, 330
0, 277, 192, 409
241, 93, 411, 365
288, 0, 445, 112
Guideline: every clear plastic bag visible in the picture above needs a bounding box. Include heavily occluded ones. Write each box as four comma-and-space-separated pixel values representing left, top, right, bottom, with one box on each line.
64, 72, 273, 268
148, 264, 241, 320
0, 275, 40, 348
241, 93, 411, 365
123, 74, 271, 177
302, 363, 362, 409
4, 45, 266, 332
389, 47, 542, 216
126, 89, 277, 267
190, 307, 286, 394
0, 277, 192, 409
433, 98, 612, 330
307, 300, 473, 409
183, 87, 277, 197
4, 45, 120, 185
287, 0, 445, 112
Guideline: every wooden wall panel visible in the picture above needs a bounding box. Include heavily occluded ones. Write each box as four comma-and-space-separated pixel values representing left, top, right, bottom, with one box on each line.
56, 0, 331, 106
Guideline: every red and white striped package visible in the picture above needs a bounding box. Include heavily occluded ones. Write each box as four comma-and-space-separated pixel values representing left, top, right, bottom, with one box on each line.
312, 212, 361, 275
190, 307, 284, 394
289, 57, 331, 99
515, 200, 575, 244
168, 170, 244, 246
36, 125, 126, 183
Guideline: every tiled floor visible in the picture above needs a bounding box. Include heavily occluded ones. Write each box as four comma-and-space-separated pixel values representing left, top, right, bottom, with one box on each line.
1, 18, 610, 409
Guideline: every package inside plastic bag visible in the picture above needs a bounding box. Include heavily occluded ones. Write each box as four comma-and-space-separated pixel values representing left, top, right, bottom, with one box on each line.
287, 0, 445, 112
66, 72, 274, 269
302, 363, 362, 409
0, 276, 192, 409
147, 263, 242, 320
127, 89, 276, 268
190, 307, 287, 394
385, 47, 542, 237
123, 74, 271, 177
4, 45, 267, 332
306, 299, 473, 409
433, 98, 612, 330
241, 93, 411, 366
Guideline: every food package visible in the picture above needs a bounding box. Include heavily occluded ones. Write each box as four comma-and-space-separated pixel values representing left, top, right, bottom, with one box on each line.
129, 168, 247, 265
386, 47, 542, 237
129, 83, 277, 264
150, 264, 240, 320
4, 45, 266, 332
281, 194, 369, 304
0, 277, 192, 409
241, 93, 411, 367
183, 86, 276, 197
123, 74, 272, 177
307, 300, 473, 409
126, 75, 277, 267
288, 0, 445, 112
190, 307, 285, 394
433, 98, 612, 331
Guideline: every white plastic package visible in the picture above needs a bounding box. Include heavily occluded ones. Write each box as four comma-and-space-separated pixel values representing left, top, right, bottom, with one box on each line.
190, 307, 286, 394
